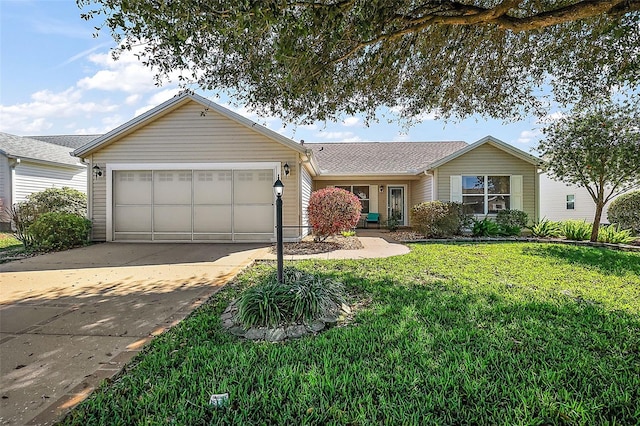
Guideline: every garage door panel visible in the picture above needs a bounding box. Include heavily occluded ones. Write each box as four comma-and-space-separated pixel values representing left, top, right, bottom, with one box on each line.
153, 205, 191, 232
154, 171, 192, 204
113, 167, 276, 242
114, 206, 152, 232
114, 171, 152, 204
194, 205, 232, 233
194, 171, 232, 204
234, 170, 273, 204
234, 205, 274, 233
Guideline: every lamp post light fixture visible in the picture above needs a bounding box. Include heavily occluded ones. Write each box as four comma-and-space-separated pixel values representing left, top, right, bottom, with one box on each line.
273, 176, 284, 283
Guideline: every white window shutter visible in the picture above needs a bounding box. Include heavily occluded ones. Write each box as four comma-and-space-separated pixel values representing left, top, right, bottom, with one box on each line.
450, 176, 462, 202
369, 185, 379, 213
511, 175, 523, 211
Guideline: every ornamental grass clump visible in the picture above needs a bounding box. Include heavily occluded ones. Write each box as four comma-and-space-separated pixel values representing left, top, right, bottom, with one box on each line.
597, 224, 635, 244
530, 218, 562, 237
562, 220, 593, 241
235, 267, 345, 328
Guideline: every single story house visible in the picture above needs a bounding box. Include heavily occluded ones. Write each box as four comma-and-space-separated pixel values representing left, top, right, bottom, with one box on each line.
71, 92, 541, 243
0, 133, 87, 230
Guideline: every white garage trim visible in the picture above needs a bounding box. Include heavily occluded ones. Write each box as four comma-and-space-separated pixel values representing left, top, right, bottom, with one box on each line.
106, 162, 280, 242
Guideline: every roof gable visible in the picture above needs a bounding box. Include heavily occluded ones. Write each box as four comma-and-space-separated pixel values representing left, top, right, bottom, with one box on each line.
425, 136, 540, 170
0, 132, 85, 168
306, 141, 468, 175
72, 92, 309, 158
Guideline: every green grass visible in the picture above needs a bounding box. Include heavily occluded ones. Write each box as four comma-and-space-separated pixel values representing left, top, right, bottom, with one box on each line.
0, 232, 21, 249
0, 233, 24, 263
62, 243, 640, 425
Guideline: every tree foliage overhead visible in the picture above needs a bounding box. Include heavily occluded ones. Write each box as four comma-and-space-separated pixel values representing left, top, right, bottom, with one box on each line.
78, 0, 639, 123
537, 100, 640, 241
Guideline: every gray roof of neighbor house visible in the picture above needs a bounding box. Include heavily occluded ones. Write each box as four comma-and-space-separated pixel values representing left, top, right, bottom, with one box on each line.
0, 132, 85, 168
305, 141, 469, 175
28, 134, 101, 149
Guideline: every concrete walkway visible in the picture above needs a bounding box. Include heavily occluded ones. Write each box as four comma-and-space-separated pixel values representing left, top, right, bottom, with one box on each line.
0, 233, 408, 425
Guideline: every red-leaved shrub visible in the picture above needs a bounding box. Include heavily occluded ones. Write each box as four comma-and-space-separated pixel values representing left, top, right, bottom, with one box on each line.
307, 188, 362, 241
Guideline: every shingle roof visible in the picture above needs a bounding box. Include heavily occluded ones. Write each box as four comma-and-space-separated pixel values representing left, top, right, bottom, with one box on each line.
305, 141, 469, 175
0, 132, 84, 167
28, 134, 101, 149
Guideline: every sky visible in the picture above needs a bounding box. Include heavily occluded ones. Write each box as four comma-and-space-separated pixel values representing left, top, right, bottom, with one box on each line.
1, 0, 546, 153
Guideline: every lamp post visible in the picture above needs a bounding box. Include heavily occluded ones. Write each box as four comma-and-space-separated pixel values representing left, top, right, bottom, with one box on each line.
273, 176, 284, 283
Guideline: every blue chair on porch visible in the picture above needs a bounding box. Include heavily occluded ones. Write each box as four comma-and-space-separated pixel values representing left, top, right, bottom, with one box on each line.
364, 213, 380, 228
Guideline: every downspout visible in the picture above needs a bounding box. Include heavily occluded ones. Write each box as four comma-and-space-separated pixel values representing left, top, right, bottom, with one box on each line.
9, 157, 20, 206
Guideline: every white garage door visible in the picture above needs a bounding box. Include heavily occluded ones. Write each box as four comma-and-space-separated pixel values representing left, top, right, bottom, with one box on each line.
113, 169, 274, 241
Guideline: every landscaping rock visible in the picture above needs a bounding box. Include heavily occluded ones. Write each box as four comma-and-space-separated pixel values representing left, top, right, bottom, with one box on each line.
264, 328, 287, 342
245, 327, 267, 340
228, 326, 246, 337
286, 325, 308, 339
307, 321, 326, 333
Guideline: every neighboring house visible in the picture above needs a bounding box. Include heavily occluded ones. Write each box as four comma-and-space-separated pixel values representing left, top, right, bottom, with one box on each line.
539, 173, 637, 223
71, 92, 541, 243
0, 133, 87, 230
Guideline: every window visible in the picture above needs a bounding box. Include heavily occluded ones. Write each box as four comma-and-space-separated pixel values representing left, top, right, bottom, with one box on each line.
462, 175, 511, 214
566, 194, 575, 210
336, 185, 370, 213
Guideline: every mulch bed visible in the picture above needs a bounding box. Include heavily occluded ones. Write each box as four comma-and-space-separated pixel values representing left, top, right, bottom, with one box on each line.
270, 235, 364, 255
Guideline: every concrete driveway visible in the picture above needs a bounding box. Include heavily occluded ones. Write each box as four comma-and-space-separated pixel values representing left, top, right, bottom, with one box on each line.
0, 243, 270, 425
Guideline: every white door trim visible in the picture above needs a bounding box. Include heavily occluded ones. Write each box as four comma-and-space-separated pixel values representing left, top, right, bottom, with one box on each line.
387, 185, 408, 226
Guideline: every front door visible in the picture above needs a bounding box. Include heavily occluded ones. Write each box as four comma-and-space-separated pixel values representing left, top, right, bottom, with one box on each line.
388, 186, 405, 225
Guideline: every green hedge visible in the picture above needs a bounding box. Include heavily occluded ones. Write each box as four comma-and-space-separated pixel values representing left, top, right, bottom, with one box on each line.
29, 212, 92, 252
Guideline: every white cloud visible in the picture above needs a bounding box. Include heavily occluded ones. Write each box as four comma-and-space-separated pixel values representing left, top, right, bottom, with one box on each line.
125, 94, 142, 105
134, 89, 182, 116
315, 131, 362, 142
516, 129, 541, 145
393, 133, 410, 142
342, 117, 360, 127
0, 88, 119, 135
77, 49, 179, 93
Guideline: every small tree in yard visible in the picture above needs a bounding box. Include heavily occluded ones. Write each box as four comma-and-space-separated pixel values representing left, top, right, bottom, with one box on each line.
308, 188, 362, 241
538, 101, 640, 242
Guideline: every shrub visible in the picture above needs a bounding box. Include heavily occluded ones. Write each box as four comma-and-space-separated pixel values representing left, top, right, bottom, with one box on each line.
411, 201, 466, 238
561, 220, 592, 241
26, 187, 87, 217
496, 209, 528, 235
529, 218, 562, 238
386, 211, 401, 231
597, 224, 635, 244
28, 212, 92, 252
607, 190, 640, 235
235, 267, 346, 328
472, 218, 501, 237
307, 188, 362, 241
7, 187, 88, 249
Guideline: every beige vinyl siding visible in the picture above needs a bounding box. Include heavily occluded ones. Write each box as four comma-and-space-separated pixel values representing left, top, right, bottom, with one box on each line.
436, 143, 537, 222
14, 162, 86, 203
91, 100, 302, 241
300, 166, 313, 237
411, 174, 434, 205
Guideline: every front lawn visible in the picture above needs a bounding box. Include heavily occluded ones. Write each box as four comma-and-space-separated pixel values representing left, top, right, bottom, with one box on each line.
62, 243, 640, 425
0, 232, 24, 263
